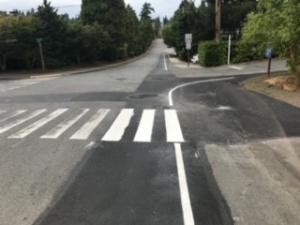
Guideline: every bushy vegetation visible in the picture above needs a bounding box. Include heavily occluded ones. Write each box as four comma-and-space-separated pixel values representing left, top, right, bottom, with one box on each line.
198, 41, 226, 67
162, 0, 257, 63
240, 0, 300, 77
0, 0, 157, 72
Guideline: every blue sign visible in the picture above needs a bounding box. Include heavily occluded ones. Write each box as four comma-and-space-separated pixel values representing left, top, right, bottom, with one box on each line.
266, 48, 273, 59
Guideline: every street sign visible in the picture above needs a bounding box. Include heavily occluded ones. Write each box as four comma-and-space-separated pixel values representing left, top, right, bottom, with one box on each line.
265, 48, 273, 59
185, 33, 192, 50
265, 48, 273, 77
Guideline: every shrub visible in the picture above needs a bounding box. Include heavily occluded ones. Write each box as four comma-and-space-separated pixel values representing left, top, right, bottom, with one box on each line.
232, 40, 266, 63
198, 41, 227, 67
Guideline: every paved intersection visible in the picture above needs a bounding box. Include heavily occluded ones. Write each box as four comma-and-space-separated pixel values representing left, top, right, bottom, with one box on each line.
0, 40, 227, 225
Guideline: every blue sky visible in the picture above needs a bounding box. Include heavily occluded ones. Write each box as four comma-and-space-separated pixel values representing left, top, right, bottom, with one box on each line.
0, 0, 201, 18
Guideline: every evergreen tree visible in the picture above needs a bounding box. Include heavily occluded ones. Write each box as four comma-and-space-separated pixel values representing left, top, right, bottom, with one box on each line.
140, 3, 154, 21
124, 6, 141, 56
81, 0, 127, 60
35, 0, 68, 67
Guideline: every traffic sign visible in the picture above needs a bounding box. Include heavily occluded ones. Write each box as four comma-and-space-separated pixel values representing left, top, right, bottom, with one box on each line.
185, 33, 192, 50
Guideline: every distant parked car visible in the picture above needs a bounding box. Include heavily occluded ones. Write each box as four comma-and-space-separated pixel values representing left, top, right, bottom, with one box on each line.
191, 55, 199, 64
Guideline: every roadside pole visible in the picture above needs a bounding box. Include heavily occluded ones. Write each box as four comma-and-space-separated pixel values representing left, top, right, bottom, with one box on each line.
227, 35, 231, 65
266, 48, 273, 77
36, 38, 45, 72
215, 0, 221, 43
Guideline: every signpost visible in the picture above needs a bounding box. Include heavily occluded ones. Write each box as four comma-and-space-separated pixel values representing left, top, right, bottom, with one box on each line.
265, 48, 273, 77
36, 38, 45, 72
227, 35, 232, 65
185, 33, 192, 67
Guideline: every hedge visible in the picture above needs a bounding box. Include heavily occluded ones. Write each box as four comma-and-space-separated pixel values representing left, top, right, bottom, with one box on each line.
198, 41, 227, 67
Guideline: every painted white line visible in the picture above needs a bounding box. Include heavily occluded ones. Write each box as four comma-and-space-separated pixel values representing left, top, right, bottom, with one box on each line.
216, 105, 233, 111
85, 141, 95, 150
228, 65, 243, 71
0, 110, 27, 123
0, 109, 46, 134
70, 109, 110, 140
165, 110, 185, 143
134, 109, 155, 143
168, 77, 235, 106
174, 143, 195, 225
163, 54, 168, 71
41, 108, 90, 139
9, 109, 68, 139
102, 109, 134, 142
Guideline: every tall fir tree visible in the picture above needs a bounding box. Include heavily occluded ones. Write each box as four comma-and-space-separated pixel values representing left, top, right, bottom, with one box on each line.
81, 0, 127, 60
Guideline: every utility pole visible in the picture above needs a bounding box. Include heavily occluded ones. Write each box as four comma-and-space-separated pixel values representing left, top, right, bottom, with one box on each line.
36, 38, 45, 72
215, 0, 221, 43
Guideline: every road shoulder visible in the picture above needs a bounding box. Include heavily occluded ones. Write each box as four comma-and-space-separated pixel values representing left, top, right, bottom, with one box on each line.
203, 138, 300, 225
243, 75, 300, 109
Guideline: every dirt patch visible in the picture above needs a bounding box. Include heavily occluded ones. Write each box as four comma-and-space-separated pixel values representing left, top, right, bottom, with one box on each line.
243, 75, 300, 109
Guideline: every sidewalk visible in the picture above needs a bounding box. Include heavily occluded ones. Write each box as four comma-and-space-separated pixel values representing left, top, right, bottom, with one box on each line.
204, 137, 300, 225
0, 44, 154, 80
169, 57, 288, 78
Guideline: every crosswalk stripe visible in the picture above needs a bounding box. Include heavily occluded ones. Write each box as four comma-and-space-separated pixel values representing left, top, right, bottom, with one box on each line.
133, 109, 155, 142
164, 110, 185, 143
9, 109, 68, 139
41, 108, 90, 139
0, 109, 47, 134
0, 110, 27, 123
102, 109, 134, 142
70, 109, 110, 140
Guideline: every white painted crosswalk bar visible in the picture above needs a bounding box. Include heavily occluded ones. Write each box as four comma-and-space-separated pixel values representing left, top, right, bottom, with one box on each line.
0, 109, 46, 134
9, 109, 68, 139
102, 109, 134, 142
0, 110, 27, 123
41, 108, 90, 139
70, 109, 110, 140
164, 110, 185, 143
134, 109, 155, 142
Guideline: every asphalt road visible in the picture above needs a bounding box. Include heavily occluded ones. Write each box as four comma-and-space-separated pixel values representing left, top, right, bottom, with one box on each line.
1, 40, 299, 225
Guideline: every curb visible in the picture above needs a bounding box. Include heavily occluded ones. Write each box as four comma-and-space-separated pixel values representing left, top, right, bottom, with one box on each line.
31, 44, 154, 79
0, 43, 154, 81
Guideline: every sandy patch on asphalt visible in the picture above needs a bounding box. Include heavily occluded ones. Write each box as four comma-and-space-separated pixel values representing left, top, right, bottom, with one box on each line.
243, 75, 300, 109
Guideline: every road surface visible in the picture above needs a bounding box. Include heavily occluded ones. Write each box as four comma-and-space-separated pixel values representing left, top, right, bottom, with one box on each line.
0, 40, 299, 225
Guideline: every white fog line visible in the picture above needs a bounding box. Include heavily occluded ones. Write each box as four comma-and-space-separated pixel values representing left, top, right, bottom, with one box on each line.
165, 75, 234, 225
70, 109, 110, 140
9, 109, 68, 139
134, 109, 155, 143
41, 108, 90, 139
0, 109, 46, 134
0, 110, 27, 123
163, 54, 168, 71
164, 110, 184, 143
174, 143, 195, 225
168, 77, 235, 106
102, 109, 134, 142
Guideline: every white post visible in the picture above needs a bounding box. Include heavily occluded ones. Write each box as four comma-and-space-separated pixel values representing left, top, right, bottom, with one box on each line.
227, 34, 231, 65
